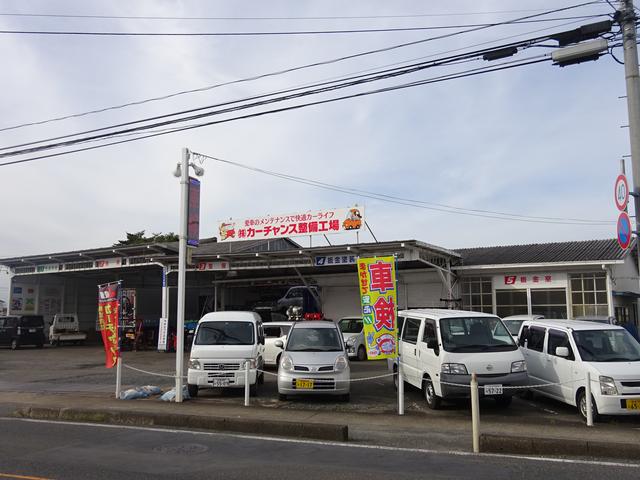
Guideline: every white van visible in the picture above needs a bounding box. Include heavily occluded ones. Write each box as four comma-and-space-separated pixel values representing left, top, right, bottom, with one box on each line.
396, 309, 528, 409
518, 319, 640, 421
187, 311, 265, 397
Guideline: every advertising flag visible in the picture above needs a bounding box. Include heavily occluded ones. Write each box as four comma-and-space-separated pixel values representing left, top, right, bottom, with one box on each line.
97, 282, 121, 368
356, 256, 398, 360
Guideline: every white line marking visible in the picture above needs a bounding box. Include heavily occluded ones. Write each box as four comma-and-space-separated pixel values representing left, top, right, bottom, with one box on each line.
2, 417, 639, 469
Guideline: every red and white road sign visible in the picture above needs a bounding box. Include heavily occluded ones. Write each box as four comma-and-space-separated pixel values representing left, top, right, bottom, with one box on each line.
615, 174, 629, 211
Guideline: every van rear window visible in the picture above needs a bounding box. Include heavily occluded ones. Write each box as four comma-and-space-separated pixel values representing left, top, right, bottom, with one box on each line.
19, 316, 44, 327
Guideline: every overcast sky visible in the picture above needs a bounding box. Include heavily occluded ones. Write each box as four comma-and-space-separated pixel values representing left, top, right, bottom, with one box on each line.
0, 0, 629, 285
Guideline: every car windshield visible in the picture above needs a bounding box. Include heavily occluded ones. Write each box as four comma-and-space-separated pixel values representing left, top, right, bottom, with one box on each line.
572, 329, 640, 362
440, 317, 517, 352
195, 321, 254, 346
286, 327, 343, 352
503, 319, 525, 336
339, 318, 363, 334
19, 316, 43, 327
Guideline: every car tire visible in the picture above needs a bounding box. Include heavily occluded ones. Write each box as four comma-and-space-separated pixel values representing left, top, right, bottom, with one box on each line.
356, 345, 367, 361
495, 395, 512, 407
341, 393, 351, 402
187, 384, 198, 398
258, 372, 264, 385
423, 378, 441, 410
278, 393, 287, 401
577, 389, 599, 423
10, 339, 18, 350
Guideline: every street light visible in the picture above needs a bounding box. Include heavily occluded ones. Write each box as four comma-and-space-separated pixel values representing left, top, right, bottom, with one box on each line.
174, 147, 204, 403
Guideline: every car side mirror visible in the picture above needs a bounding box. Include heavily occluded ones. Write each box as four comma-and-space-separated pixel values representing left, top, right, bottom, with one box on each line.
426, 339, 438, 350
555, 346, 569, 358
275, 340, 284, 348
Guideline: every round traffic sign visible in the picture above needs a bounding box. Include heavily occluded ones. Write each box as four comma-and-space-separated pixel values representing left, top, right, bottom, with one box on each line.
615, 174, 629, 211
617, 211, 632, 250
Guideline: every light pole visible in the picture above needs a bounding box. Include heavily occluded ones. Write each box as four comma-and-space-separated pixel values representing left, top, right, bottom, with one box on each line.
173, 147, 204, 402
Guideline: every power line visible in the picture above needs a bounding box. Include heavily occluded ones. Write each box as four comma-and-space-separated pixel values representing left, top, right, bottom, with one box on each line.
0, 56, 553, 168
0, 2, 605, 133
0, 15, 608, 36
190, 152, 612, 226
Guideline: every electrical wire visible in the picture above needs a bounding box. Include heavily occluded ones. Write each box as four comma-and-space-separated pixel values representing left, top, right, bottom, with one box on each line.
190, 151, 613, 226
0, 2, 609, 133
0, 15, 608, 36
0, 56, 554, 169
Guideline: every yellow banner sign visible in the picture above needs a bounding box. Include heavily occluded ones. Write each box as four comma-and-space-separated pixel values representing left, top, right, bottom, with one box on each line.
357, 256, 398, 360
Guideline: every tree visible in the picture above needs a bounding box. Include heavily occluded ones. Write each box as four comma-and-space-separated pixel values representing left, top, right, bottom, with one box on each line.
113, 231, 178, 246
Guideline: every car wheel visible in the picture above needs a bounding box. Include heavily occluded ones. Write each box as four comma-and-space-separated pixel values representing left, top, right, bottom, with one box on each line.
357, 345, 367, 361
577, 389, 599, 423
258, 372, 265, 385
341, 393, 350, 402
423, 378, 441, 409
495, 395, 512, 407
10, 339, 19, 350
187, 384, 198, 398
278, 393, 287, 401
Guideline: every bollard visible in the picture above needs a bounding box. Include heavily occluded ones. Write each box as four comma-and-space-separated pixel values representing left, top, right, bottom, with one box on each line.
470, 372, 480, 453
398, 364, 405, 416
115, 357, 122, 400
244, 360, 250, 407
585, 371, 593, 427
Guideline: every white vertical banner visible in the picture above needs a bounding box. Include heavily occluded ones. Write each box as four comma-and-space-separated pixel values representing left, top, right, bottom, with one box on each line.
157, 317, 169, 351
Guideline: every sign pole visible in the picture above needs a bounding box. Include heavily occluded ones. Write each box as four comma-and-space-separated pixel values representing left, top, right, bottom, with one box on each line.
115, 357, 122, 399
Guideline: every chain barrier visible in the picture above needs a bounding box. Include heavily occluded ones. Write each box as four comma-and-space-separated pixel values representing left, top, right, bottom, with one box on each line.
437, 377, 588, 390
123, 363, 186, 379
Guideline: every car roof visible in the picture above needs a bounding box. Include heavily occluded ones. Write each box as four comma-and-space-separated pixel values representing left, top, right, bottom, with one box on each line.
291, 320, 337, 329
199, 311, 261, 323
521, 319, 625, 331
339, 316, 362, 321
502, 315, 544, 321
398, 308, 498, 320
263, 321, 293, 327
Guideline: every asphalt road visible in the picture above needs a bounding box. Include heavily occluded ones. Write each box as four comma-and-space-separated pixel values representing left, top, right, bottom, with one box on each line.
1, 418, 639, 480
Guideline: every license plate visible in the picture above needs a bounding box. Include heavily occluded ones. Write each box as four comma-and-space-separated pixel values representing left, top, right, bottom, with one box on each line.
484, 384, 503, 395
625, 399, 640, 410
212, 378, 230, 387
126, 333, 135, 339
296, 379, 314, 390
29, 328, 36, 333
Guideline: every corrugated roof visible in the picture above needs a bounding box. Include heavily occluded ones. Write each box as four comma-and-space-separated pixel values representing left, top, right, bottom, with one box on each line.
455, 238, 633, 266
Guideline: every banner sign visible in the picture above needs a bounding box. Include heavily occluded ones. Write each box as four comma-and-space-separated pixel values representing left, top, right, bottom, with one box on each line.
97, 282, 121, 368
95, 257, 123, 269
356, 256, 398, 360
314, 255, 357, 267
196, 261, 230, 271
218, 206, 364, 242
188, 177, 201, 247
157, 317, 169, 351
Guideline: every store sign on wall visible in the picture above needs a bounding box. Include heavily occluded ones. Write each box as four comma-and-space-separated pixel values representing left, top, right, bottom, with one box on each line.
196, 261, 230, 271
497, 273, 567, 289
94, 258, 123, 269
314, 255, 357, 266
218, 206, 364, 242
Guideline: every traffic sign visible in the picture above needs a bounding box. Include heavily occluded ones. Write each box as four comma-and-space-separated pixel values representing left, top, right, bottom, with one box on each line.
615, 174, 629, 211
617, 211, 632, 250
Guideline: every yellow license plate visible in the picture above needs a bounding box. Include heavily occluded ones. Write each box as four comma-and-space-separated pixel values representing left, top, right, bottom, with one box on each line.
625, 399, 640, 410
126, 333, 135, 339
295, 379, 314, 389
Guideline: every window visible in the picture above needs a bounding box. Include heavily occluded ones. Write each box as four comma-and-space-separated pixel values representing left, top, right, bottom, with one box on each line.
439, 317, 516, 352
264, 326, 284, 338
286, 327, 342, 352
195, 321, 255, 346
461, 277, 493, 313
402, 318, 420, 343
398, 316, 406, 337
422, 320, 437, 343
519, 325, 529, 347
339, 318, 363, 334
547, 329, 574, 360
570, 273, 608, 317
527, 327, 546, 352
496, 289, 528, 317
531, 288, 567, 319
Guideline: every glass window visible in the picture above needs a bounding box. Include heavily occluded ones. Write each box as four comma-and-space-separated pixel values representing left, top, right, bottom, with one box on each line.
461, 277, 494, 314
570, 273, 608, 318
439, 316, 516, 352
572, 329, 640, 362
402, 318, 420, 344
527, 327, 546, 352
195, 321, 255, 346
519, 325, 529, 347
19, 316, 44, 327
339, 318, 363, 334
264, 326, 284, 338
422, 321, 437, 343
496, 289, 528, 317
531, 288, 567, 319
547, 329, 574, 360
286, 327, 343, 352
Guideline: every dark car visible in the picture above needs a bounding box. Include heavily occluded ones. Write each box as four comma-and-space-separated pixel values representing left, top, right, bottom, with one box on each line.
0, 315, 46, 349
275, 286, 321, 316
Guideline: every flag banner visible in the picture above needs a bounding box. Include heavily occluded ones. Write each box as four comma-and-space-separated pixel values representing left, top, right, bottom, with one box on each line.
356, 256, 398, 360
97, 282, 121, 368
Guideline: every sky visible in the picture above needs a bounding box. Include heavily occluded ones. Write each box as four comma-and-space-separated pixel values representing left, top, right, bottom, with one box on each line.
0, 0, 632, 302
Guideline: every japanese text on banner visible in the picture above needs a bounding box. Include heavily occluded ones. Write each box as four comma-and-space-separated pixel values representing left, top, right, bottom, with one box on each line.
357, 256, 397, 360
97, 282, 120, 368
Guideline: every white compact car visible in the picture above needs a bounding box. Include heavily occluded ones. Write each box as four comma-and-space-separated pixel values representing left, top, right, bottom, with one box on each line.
338, 316, 367, 361
263, 321, 293, 367
519, 319, 640, 422
187, 311, 265, 397
501, 315, 544, 341
276, 321, 350, 401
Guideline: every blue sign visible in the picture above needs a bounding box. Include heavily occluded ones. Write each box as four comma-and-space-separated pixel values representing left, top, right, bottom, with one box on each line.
617, 211, 632, 250
315, 255, 357, 267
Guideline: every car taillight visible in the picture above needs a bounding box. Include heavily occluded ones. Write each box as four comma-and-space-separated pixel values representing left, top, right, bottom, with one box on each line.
304, 312, 323, 320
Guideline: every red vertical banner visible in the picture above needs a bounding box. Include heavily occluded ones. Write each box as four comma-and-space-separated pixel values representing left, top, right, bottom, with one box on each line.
97, 282, 120, 368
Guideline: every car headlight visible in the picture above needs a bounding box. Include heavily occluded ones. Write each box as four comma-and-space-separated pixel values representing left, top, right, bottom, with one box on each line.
334, 355, 348, 372
511, 361, 527, 373
280, 355, 294, 372
599, 375, 618, 396
346, 337, 356, 346
441, 363, 468, 375
187, 359, 201, 370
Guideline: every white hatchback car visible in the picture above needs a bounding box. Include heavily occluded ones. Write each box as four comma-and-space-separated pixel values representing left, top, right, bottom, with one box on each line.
263, 322, 292, 367
338, 316, 367, 361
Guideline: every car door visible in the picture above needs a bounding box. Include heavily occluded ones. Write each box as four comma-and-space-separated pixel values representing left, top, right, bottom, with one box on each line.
546, 329, 578, 402
263, 325, 283, 364
399, 317, 422, 387
417, 318, 439, 384
520, 325, 548, 388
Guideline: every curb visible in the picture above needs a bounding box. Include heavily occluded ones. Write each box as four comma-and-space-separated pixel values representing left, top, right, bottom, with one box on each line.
480, 433, 640, 460
13, 406, 349, 442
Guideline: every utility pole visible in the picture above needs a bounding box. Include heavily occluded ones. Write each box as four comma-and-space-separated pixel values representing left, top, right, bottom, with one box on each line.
620, 0, 640, 326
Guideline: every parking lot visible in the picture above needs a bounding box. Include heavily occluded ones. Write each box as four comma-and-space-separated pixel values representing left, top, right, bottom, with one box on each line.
2, 343, 639, 430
